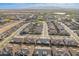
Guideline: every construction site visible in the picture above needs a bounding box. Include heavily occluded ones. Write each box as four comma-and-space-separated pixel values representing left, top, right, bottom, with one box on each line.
0, 9, 79, 56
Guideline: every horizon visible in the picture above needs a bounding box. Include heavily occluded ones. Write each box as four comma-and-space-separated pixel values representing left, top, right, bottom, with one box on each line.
0, 3, 79, 9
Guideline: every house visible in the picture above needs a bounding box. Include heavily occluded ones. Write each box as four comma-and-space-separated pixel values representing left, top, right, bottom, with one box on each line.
33, 47, 51, 56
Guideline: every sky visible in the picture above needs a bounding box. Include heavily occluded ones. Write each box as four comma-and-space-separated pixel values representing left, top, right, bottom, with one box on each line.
0, 3, 79, 9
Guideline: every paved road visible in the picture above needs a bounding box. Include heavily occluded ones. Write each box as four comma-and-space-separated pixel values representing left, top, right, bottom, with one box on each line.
41, 21, 50, 39
59, 22, 79, 42
0, 21, 15, 28
72, 19, 79, 24
0, 21, 23, 34
0, 23, 30, 50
